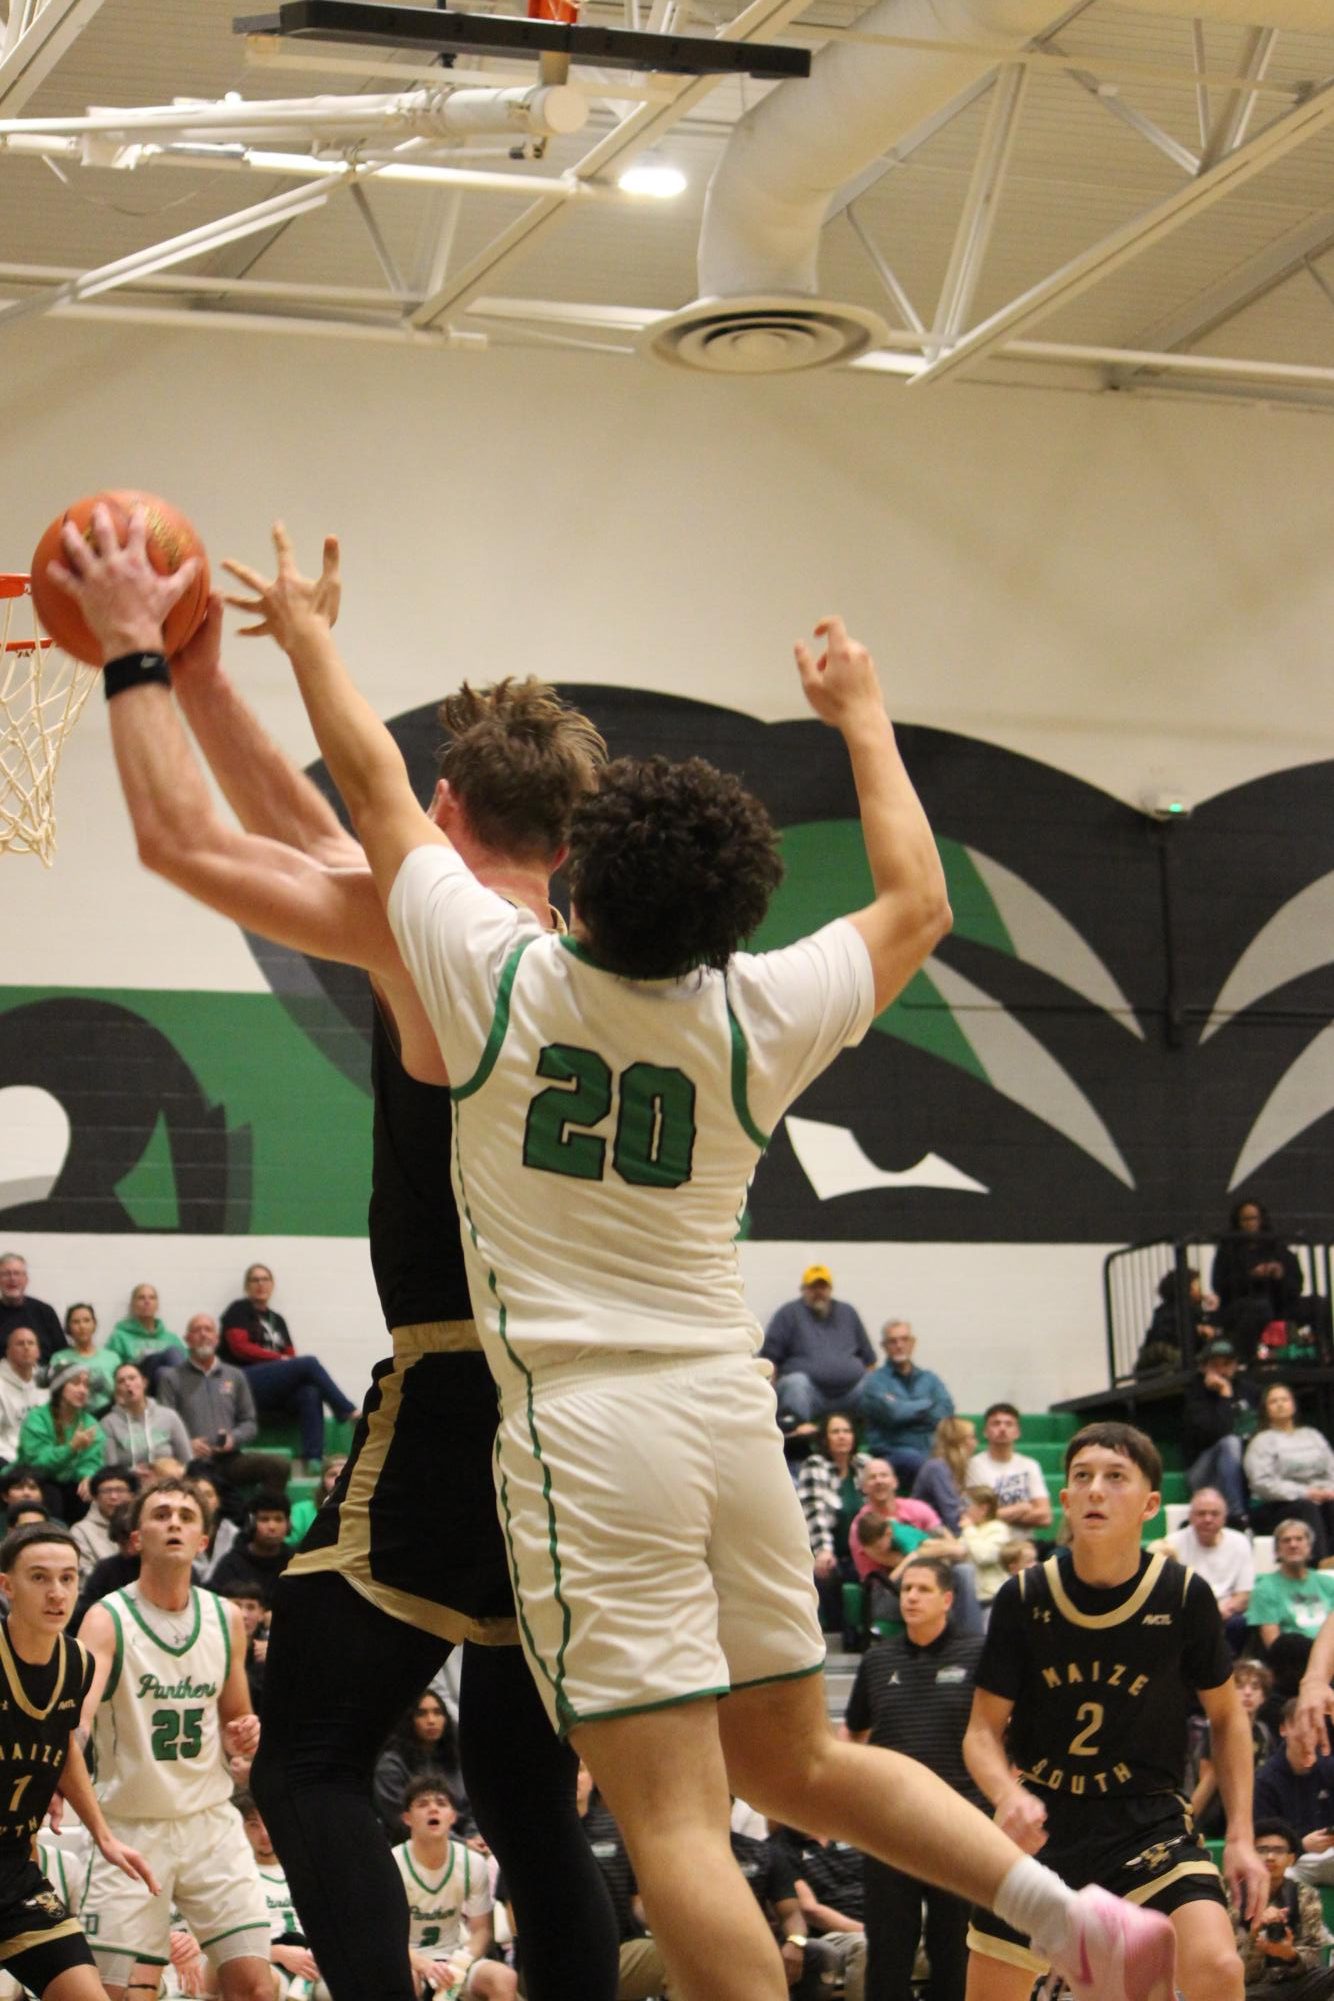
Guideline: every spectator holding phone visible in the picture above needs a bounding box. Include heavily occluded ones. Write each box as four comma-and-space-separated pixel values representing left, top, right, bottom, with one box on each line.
158, 1314, 290, 1499
1235, 1819, 1334, 2000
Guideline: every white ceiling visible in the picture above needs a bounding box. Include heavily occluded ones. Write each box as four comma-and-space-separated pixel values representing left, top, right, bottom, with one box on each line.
2, 0, 1334, 406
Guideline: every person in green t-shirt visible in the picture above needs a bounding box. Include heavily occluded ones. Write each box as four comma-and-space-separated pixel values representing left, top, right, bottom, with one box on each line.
17, 1363, 105, 1513
286, 1456, 347, 1547
1248, 1520, 1334, 1649
107, 1281, 186, 1385
46, 1303, 119, 1417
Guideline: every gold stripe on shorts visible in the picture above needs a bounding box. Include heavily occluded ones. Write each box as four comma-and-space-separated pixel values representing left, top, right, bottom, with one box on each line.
1124, 1859, 1220, 1904
965, 1925, 1047, 1975
0, 1917, 84, 1960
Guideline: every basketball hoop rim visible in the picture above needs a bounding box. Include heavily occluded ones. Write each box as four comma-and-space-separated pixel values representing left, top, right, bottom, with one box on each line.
0, 574, 32, 600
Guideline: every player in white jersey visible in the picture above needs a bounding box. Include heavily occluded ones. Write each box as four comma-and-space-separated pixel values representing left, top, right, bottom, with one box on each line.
216, 531, 1183, 2001
77, 1479, 271, 2001
234, 1792, 330, 2001
393, 1778, 511, 2001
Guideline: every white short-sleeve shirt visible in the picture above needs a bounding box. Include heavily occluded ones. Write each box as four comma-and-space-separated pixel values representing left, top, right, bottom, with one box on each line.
966, 1449, 1048, 1512
1167, 1525, 1254, 1603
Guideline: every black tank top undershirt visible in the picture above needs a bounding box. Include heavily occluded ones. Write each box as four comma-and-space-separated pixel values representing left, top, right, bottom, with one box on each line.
367, 987, 472, 1333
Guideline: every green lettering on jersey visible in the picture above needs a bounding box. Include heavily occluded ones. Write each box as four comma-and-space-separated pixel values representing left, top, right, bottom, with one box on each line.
150, 1707, 204, 1761
523, 1044, 697, 1189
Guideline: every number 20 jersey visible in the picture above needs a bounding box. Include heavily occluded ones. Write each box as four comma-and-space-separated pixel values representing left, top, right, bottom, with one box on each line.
386, 846, 875, 1394
976, 1551, 1233, 1803
92, 1586, 233, 1820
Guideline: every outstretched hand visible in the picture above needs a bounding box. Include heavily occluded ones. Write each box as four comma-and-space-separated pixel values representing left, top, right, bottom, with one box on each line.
794, 616, 886, 730
100, 1833, 160, 1896
48, 502, 201, 663
223, 524, 341, 650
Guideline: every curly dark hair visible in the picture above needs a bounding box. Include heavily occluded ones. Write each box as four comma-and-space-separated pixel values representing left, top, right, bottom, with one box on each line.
566, 756, 783, 979
436, 677, 606, 861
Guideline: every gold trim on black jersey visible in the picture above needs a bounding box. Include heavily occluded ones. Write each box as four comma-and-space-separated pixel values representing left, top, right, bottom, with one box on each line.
1042, 1553, 1168, 1630
0, 1629, 65, 1724
0, 1917, 84, 1961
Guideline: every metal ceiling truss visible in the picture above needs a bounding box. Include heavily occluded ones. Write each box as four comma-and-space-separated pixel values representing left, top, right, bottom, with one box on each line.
1, 0, 1334, 408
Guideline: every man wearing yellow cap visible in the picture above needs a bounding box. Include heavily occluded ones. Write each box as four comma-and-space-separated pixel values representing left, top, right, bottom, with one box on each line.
760, 1267, 875, 1434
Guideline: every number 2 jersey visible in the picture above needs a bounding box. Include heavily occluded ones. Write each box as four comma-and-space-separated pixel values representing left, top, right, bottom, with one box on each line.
91, 1585, 234, 1819
386, 845, 875, 1395
0, 1625, 91, 1876
976, 1551, 1232, 1806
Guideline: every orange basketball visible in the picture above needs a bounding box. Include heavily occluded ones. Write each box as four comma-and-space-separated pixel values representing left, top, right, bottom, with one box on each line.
30, 490, 210, 666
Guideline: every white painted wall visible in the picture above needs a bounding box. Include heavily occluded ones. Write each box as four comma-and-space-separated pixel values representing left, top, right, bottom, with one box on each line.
3, 321, 1331, 1409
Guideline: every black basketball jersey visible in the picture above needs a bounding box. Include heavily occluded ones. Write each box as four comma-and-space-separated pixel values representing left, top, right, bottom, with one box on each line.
0, 1626, 91, 1866
367, 991, 472, 1332
976, 1551, 1231, 1802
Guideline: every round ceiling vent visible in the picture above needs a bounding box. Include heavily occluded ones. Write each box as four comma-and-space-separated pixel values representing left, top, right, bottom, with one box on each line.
640, 296, 890, 375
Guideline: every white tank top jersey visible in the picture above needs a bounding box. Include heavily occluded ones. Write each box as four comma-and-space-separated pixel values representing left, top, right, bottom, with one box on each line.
388, 847, 874, 1390
392, 1838, 490, 1953
258, 1862, 299, 1939
92, 1585, 235, 1819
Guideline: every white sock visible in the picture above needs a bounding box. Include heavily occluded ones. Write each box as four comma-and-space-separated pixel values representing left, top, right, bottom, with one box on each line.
994, 1855, 1081, 1961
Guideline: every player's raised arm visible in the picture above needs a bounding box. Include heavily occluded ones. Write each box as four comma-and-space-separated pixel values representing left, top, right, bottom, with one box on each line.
47, 510, 404, 976
225, 525, 448, 909
794, 616, 951, 1014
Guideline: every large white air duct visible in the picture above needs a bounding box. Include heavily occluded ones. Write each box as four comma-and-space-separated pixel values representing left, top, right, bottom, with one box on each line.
643, 0, 1334, 373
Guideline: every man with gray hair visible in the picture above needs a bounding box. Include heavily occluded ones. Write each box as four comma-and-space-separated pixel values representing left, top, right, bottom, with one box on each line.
0, 1254, 63, 1366
856, 1321, 954, 1485
0, 1324, 46, 1463
1165, 1489, 1253, 1653
158, 1315, 288, 1498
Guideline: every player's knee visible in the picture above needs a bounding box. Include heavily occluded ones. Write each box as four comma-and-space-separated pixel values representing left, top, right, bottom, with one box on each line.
472, 1962, 517, 2000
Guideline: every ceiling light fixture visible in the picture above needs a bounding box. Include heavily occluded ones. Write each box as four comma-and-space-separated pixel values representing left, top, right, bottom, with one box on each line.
617, 154, 686, 199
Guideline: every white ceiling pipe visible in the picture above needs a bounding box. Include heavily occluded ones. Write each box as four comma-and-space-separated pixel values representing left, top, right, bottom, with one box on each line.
3, 84, 585, 143
699, 0, 1334, 301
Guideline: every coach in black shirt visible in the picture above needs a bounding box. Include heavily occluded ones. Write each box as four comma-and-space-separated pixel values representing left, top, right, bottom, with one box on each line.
846, 1554, 983, 2001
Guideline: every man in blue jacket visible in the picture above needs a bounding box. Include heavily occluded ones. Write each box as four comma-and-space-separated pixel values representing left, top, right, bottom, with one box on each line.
761, 1267, 874, 1433
856, 1322, 955, 1484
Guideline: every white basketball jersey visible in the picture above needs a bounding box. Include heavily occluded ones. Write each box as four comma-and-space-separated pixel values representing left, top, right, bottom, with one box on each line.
93, 1585, 234, 1819
392, 1839, 489, 1953
388, 848, 873, 1392
258, 1861, 299, 1940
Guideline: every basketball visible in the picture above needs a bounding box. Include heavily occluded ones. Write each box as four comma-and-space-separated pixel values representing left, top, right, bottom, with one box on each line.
30, 490, 210, 666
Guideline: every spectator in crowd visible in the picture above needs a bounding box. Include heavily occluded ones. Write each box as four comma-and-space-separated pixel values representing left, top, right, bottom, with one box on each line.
210, 1496, 295, 1601
17, 1362, 104, 1516
224, 1584, 271, 1711
101, 1359, 192, 1477
1191, 1661, 1275, 1839
373, 1690, 469, 1839
959, 1488, 1011, 1610
107, 1280, 186, 1384
220, 1265, 359, 1476
48, 1303, 118, 1416
158, 1314, 290, 1499
760, 1265, 874, 1433
1235, 1818, 1334, 2001
1213, 1199, 1330, 1362
72, 1499, 138, 1625
965, 1404, 1053, 1532
392, 1778, 514, 2001
1183, 1339, 1260, 1523
1248, 1522, 1334, 1689
1254, 1702, 1334, 1835
0, 1322, 46, 1461
0, 1465, 43, 1513
913, 1418, 979, 1535
190, 1465, 243, 1581
1245, 1385, 1334, 1559
6, 1500, 50, 1529
70, 1466, 136, 1582
845, 1556, 985, 2001
1164, 1487, 1254, 1652
850, 1463, 981, 1636
797, 1411, 870, 1637
998, 1539, 1038, 1582
856, 1321, 955, 1485
768, 1823, 866, 2001
287, 1456, 346, 1546
1135, 1268, 1220, 1377
0, 1252, 63, 1364
572, 1761, 665, 2001
235, 1790, 331, 2001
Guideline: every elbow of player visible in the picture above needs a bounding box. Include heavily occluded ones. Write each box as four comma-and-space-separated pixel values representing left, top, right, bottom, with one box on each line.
925, 890, 953, 948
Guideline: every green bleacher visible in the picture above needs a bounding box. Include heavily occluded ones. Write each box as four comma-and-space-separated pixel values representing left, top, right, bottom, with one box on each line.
251, 1415, 358, 1510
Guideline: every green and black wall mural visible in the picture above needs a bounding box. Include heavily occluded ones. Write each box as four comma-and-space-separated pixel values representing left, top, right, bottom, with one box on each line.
2, 684, 1331, 1246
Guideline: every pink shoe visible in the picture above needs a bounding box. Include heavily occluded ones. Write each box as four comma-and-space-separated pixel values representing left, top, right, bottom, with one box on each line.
1046, 1886, 1176, 2001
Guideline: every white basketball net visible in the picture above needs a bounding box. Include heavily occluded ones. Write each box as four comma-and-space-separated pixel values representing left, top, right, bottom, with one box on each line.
0, 576, 96, 866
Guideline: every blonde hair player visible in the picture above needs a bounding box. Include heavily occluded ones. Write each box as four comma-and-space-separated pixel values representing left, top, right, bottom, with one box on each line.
76, 1479, 271, 2001
203, 522, 1186, 2001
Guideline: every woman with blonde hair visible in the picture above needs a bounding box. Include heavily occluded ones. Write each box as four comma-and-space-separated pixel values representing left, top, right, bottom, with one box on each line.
911, 1415, 977, 1533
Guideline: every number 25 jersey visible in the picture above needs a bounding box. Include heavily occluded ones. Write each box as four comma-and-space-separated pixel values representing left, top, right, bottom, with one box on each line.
976, 1551, 1232, 1802
92, 1585, 234, 1819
